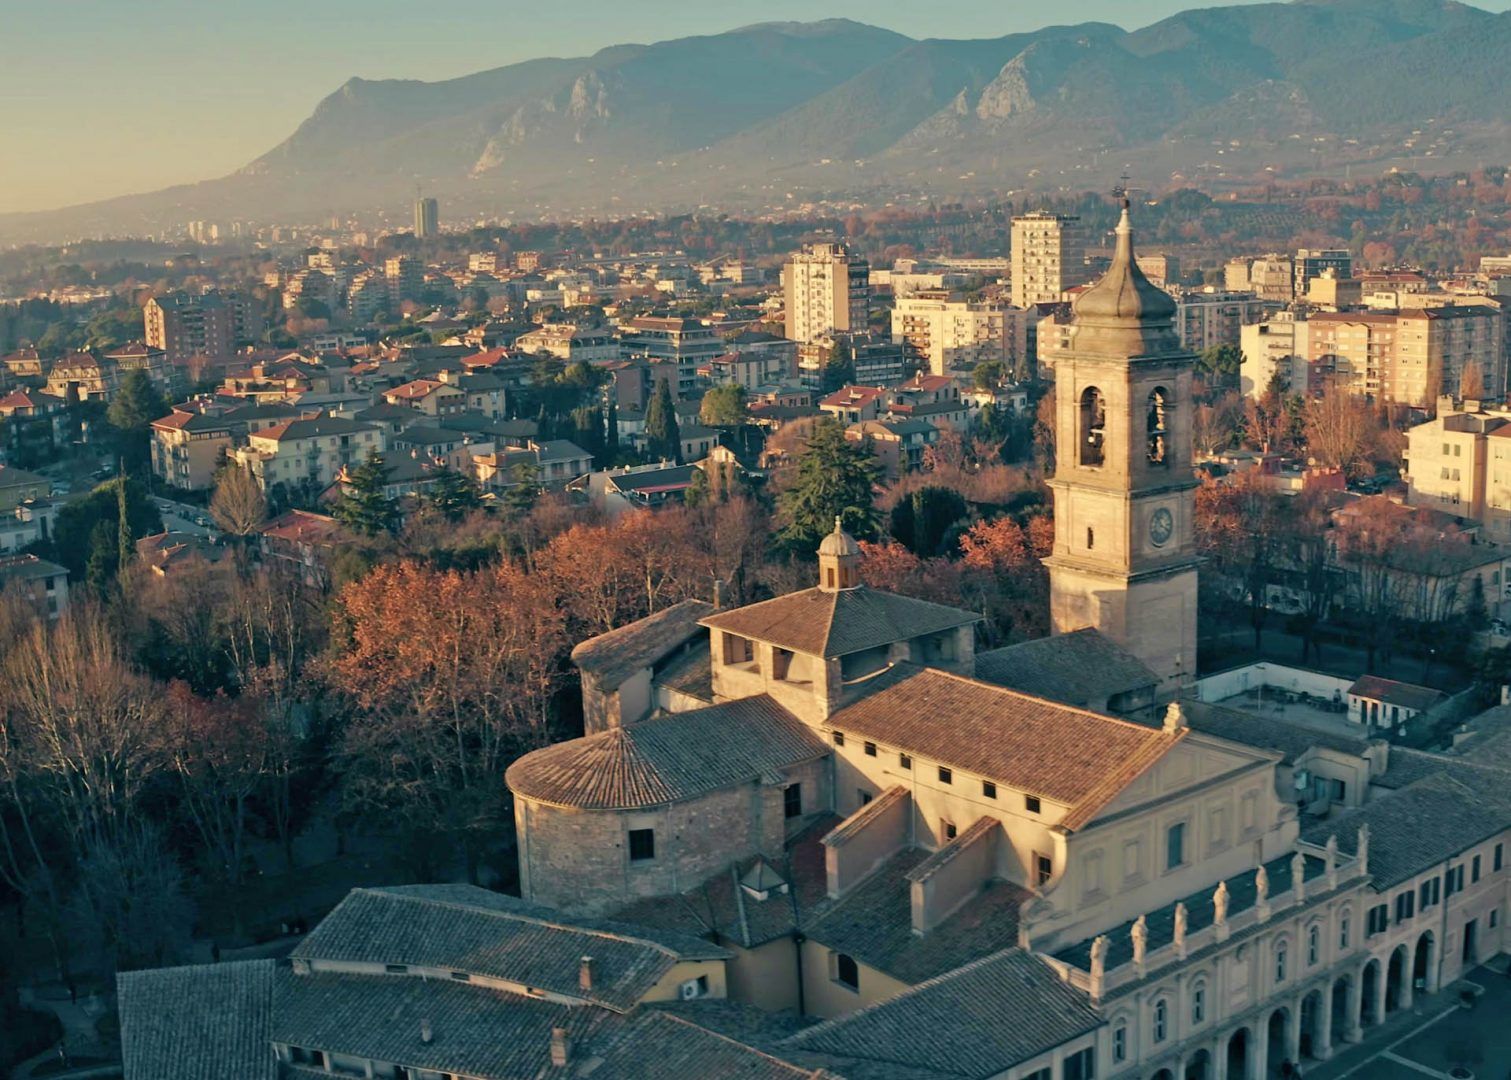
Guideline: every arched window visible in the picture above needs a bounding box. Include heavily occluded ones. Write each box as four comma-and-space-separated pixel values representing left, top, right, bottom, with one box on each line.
1340, 914, 1351, 950
1275, 943, 1288, 983
1153, 998, 1168, 1042
1080, 386, 1106, 466
1113, 1020, 1127, 1062
1191, 982, 1206, 1024
1147, 387, 1169, 464
1308, 924, 1321, 965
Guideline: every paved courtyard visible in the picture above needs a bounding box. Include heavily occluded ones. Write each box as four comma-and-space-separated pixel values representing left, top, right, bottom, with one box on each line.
1309, 960, 1511, 1080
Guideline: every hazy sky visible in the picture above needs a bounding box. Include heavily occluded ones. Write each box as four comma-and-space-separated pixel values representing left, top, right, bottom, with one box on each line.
2, 0, 1507, 213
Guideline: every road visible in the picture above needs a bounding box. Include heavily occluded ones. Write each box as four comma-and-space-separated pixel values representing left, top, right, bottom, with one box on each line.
151, 496, 218, 539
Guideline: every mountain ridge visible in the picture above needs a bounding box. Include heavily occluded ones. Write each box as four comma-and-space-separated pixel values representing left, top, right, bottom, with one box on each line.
4, 0, 1508, 243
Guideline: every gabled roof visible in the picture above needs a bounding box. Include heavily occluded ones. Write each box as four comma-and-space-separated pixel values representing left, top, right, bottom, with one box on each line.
506, 696, 827, 810
1348, 675, 1448, 713
701, 586, 979, 660
973, 629, 1157, 707
292, 886, 725, 1013
571, 598, 713, 690
254, 416, 376, 442
827, 665, 1182, 826
271, 966, 583, 1080
593, 1010, 825, 1080
784, 948, 1099, 1078
118, 960, 276, 1080
1301, 768, 1511, 889
151, 409, 233, 434
801, 847, 1030, 986
609, 465, 699, 495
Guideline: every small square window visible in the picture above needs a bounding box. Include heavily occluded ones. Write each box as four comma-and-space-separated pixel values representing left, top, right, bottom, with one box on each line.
982, 780, 997, 799
938, 766, 952, 785
899, 752, 912, 769
628, 828, 655, 862
1025, 795, 1041, 814
864, 741, 877, 757
858, 788, 873, 806
943, 821, 958, 841
832, 731, 845, 747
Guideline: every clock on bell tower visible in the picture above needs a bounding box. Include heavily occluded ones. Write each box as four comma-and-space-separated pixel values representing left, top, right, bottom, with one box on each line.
1043, 200, 1199, 695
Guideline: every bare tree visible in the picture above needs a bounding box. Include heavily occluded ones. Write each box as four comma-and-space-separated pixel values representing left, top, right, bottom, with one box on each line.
1459, 359, 1487, 402
210, 463, 268, 537
1303, 385, 1373, 477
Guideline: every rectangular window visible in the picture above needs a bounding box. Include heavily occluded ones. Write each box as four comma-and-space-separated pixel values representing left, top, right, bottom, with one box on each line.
863, 741, 877, 757
1166, 822, 1186, 870
899, 752, 912, 769
858, 788, 873, 806
784, 784, 802, 820
832, 731, 845, 747
1331, 779, 1347, 801
1366, 904, 1389, 936
385, 964, 409, 974
1496, 843, 1504, 872
628, 828, 655, 862
1036, 853, 1053, 886
1340, 917, 1350, 949
1113, 1025, 1127, 1062
982, 780, 997, 799
1025, 795, 1041, 814
1023, 1069, 1051, 1080
1395, 891, 1415, 922
938, 766, 952, 785
1064, 1047, 1096, 1080
1472, 855, 1482, 883
450, 971, 471, 982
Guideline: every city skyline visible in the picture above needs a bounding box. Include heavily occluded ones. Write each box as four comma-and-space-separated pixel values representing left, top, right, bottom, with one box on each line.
6, 0, 1509, 216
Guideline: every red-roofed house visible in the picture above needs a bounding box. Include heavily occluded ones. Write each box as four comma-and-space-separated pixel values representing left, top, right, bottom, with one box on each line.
382, 378, 465, 417
151, 410, 235, 491
819, 385, 888, 425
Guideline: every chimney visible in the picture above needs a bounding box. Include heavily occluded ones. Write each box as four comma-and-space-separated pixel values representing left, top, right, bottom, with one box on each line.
419, 1018, 432, 1044
550, 1027, 571, 1067
578, 955, 594, 992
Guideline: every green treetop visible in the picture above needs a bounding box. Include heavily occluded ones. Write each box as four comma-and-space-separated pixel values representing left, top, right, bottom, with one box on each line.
776, 417, 882, 554
334, 452, 400, 536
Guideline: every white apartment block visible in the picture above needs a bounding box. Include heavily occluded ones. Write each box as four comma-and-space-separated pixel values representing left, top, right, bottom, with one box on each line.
783, 243, 871, 343
892, 294, 1028, 376
233, 416, 384, 493
1011, 212, 1084, 308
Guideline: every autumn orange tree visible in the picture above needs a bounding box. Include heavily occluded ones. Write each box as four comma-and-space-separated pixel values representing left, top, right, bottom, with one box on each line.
328, 559, 569, 879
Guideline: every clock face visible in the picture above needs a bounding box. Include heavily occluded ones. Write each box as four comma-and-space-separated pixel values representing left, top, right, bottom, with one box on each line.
1149, 507, 1174, 547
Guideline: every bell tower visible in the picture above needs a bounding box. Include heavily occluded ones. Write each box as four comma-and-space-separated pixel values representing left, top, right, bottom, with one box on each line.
1044, 200, 1199, 694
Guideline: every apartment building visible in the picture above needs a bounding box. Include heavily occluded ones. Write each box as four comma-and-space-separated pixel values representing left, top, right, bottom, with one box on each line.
150, 410, 235, 491
782, 242, 871, 343
1240, 314, 1313, 398
1306, 306, 1505, 407
383, 255, 423, 306
144, 291, 252, 364
1295, 249, 1355, 297
891, 293, 1028, 376
1011, 211, 1085, 307
618, 317, 724, 397
233, 416, 384, 493
1174, 288, 1270, 353
1226, 255, 1295, 301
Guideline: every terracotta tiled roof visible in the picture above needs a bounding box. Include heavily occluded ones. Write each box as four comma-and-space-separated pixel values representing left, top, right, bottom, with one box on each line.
784, 947, 1099, 1077
506, 696, 826, 810
571, 598, 713, 690
973, 628, 1157, 707
118, 960, 276, 1080
592, 1011, 825, 1079
700, 586, 979, 659
800, 847, 1030, 984
293, 886, 725, 1013
827, 665, 1181, 827
1347, 675, 1447, 713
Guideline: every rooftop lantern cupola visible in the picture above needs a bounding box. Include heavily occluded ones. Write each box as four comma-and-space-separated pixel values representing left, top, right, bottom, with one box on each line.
817, 516, 862, 592
1069, 198, 1180, 357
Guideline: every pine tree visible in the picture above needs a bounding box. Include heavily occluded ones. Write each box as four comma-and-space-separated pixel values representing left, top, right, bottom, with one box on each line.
645, 378, 682, 464
775, 418, 882, 554
426, 465, 482, 522
572, 404, 606, 467
503, 462, 540, 515
116, 475, 134, 574
334, 452, 400, 536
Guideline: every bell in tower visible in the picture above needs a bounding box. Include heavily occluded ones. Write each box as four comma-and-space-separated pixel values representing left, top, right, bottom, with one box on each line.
1043, 199, 1199, 696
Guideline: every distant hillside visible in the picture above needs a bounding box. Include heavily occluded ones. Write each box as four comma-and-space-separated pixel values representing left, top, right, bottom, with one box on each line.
5, 1, 1510, 243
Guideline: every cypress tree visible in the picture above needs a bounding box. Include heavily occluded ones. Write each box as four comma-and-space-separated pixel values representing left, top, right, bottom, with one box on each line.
645, 378, 682, 464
